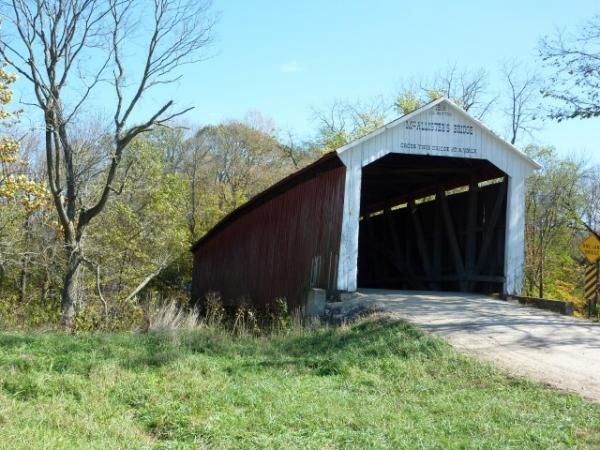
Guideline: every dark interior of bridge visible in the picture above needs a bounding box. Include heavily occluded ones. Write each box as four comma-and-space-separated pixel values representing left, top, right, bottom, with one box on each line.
357, 153, 508, 294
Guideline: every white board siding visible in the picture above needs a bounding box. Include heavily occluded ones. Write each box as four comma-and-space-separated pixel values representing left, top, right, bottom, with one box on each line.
336, 98, 538, 294
337, 147, 362, 291
503, 169, 527, 295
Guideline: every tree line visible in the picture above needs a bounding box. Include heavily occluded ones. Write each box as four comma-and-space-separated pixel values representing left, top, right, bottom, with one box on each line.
1, 2, 599, 330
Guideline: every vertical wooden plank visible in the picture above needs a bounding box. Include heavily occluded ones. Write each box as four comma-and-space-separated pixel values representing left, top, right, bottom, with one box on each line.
476, 178, 507, 275
432, 197, 442, 290
385, 209, 402, 256
408, 199, 432, 279
465, 181, 479, 290
366, 216, 381, 284
437, 188, 467, 290
384, 209, 402, 287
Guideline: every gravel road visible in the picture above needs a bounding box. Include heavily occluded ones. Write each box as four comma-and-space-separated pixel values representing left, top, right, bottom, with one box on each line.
345, 290, 600, 402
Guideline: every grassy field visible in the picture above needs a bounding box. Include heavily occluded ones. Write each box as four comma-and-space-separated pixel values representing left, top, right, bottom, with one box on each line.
0, 318, 599, 449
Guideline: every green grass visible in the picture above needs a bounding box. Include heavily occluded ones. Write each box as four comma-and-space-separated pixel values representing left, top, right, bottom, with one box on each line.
0, 318, 598, 449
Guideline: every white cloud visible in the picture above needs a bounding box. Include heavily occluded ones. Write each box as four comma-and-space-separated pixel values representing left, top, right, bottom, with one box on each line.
280, 61, 303, 73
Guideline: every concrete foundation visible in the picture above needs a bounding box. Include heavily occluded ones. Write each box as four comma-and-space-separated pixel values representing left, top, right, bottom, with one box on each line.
305, 288, 326, 317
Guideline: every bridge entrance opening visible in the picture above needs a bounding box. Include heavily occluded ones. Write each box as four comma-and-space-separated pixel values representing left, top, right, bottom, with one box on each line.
357, 153, 508, 294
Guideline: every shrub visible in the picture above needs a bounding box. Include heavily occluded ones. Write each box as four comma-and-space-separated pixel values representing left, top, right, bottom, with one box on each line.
232, 300, 259, 336
270, 297, 290, 332
204, 292, 225, 328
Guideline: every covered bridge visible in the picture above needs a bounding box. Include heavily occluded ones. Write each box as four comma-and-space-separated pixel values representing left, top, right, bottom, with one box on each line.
191, 97, 540, 311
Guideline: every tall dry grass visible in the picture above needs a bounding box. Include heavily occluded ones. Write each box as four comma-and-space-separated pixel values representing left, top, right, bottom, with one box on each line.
146, 301, 202, 331
145, 293, 321, 335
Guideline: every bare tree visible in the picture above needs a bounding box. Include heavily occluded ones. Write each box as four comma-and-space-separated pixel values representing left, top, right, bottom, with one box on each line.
501, 61, 540, 145
279, 129, 320, 170
573, 165, 600, 238
431, 65, 495, 118
540, 16, 600, 120
394, 65, 495, 119
0, 0, 215, 330
312, 97, 388, 151
184, 129, 212, 241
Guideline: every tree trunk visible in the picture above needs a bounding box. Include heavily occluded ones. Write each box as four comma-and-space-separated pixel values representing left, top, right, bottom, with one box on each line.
18, 215, 33, 304
40, 268, 50, 304
0, 261, 6, 294
18, 256, 28, 304
40, 246, 54, 304
538, 245, 545, 299
61, 248, 82, 332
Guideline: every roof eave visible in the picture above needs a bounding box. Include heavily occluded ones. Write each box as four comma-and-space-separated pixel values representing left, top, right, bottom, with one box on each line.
190, 151, 343, 252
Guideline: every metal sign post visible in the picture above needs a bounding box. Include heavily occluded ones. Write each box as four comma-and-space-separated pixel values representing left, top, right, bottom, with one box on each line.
584, 262, 599, 317
579, 233, 600, 318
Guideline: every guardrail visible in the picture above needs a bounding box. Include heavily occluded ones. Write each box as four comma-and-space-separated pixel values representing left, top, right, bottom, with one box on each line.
505, 295, 574, 316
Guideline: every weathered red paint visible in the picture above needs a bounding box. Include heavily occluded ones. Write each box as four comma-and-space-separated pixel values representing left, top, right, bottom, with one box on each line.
191, 152, 346, 311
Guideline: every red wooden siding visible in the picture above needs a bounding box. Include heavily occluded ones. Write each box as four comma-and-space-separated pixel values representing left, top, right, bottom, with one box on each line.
191, 154, 346, 311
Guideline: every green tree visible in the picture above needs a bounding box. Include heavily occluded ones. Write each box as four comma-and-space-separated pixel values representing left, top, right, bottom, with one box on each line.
0, 65, 46, 208
0, 63, 50, 315
523, 145, 586, 301
193, 118, 293, 215
84, 133, 189, 324
0, 0, 215, 330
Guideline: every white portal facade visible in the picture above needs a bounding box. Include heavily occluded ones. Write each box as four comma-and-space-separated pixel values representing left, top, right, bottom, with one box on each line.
335, 97, 540, 295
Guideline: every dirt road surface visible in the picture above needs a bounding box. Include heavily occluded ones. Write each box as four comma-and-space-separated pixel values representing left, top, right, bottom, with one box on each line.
345, 290, 600, 402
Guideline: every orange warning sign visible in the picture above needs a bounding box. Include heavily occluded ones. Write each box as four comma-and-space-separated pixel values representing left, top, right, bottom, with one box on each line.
579, 234, 600, 264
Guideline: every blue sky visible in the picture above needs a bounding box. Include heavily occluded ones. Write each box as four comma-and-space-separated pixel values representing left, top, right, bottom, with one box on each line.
12, 0, 600, 164
177, 0, 600, 163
